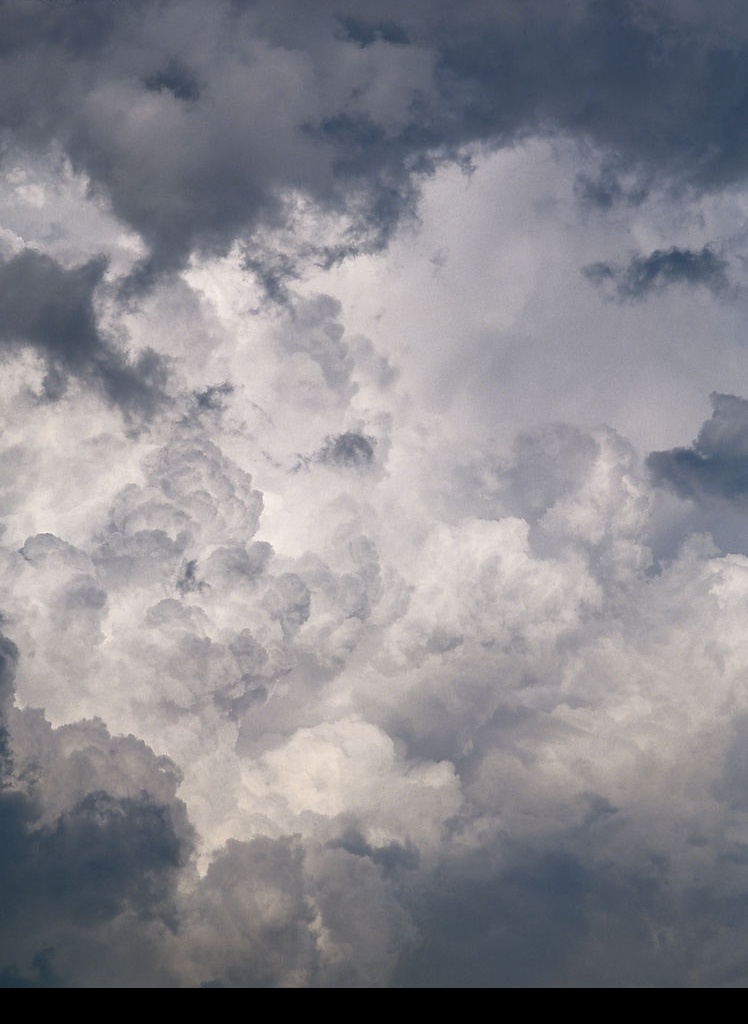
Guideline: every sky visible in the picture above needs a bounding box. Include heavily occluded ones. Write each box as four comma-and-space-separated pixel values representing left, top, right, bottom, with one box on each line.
6, 0, 748, 989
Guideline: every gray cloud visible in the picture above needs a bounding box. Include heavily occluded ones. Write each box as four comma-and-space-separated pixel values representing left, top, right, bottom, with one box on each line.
395, 833, 748, 987
583, 245, 732, 301
6, 0, 748, 991
143, 59, 202, 104
647, 392, 748, 502
573, 163, 649, 209
190, 382, 234, 414
644, 393, 748, 559
4, 399, 748, 986
4, 1, 748, 285
317, 431, 377, 469
0, 630, 196, 988
0, 249, 169, 417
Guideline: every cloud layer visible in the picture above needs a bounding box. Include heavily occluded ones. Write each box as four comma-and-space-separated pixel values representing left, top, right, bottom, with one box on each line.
3, 0, 748, 988
6, 0, 748, 283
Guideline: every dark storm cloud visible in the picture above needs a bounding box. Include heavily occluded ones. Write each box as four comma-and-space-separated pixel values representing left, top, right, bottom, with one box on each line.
0, 784, 192, 987
583, 246, 731, 302
4, 791, 186, 923
0, 628, 195, 988
451, 1, 748, 194
647, 392, 748, 502
5, 1, 748, 284
9, 0, 748, 992
395, 839, 742, 988
0, 249, 168, 416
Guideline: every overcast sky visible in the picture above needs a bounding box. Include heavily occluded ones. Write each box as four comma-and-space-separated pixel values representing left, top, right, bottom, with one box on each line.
5, 0, 748, 988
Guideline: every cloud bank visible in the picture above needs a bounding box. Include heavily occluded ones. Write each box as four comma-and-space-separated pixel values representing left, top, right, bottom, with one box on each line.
2, 0, 748, 988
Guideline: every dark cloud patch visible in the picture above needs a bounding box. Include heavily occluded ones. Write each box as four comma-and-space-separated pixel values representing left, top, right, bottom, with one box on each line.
176, 558, 206, 596
0, 783, 193, 985
395, 847, 594, 988
144, 60, 201, 103
0, 636, 18, 782
647, 392, 748, 502
180, 383, 235, 432
241, 248, 302, 307
0, 250, 169, 418
431, 0, 679, 158
395, 839, 714, 988
0, 0, 129, 60
19, 791, 187, 926
0, 947, 62, 989
583, 246, 731, 301
0, 623, 196, 987
436, 1, 748, 195
6, 1, 748, 286
648, 446, 748, 502
335, 15, 410, 48
573, 165, 649, 209
0, 634, 17, 720
192, 381, 234, 413
317, 432, 377, 469
330, 825, 420, 875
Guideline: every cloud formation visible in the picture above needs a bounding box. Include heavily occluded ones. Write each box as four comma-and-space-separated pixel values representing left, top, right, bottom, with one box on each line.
4, 0, 748, 990
0, 297, 746, 986
648, 392, 748, 502
583, 246, 732, 302
3, 0, 748, 286
0, 249, 168, 416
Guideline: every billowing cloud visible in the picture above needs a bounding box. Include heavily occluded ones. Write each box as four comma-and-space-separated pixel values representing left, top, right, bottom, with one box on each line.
2, 357, 747, 986
4, 0, 748, 285
6, 0, 748, 991
0, 630, 196, 988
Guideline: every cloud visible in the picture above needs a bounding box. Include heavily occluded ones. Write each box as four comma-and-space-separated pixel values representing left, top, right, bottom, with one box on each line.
316, 431, 377, 469
583, 245, 732, 301
644, 393, 748, 557
0, 630, 197, 987
4, 368, 748, 985
573, 162, 649, 209
0, 249, 168, 417
647, 392, 748, 501
7, 0, 748, 991
4, 0, 748, 287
